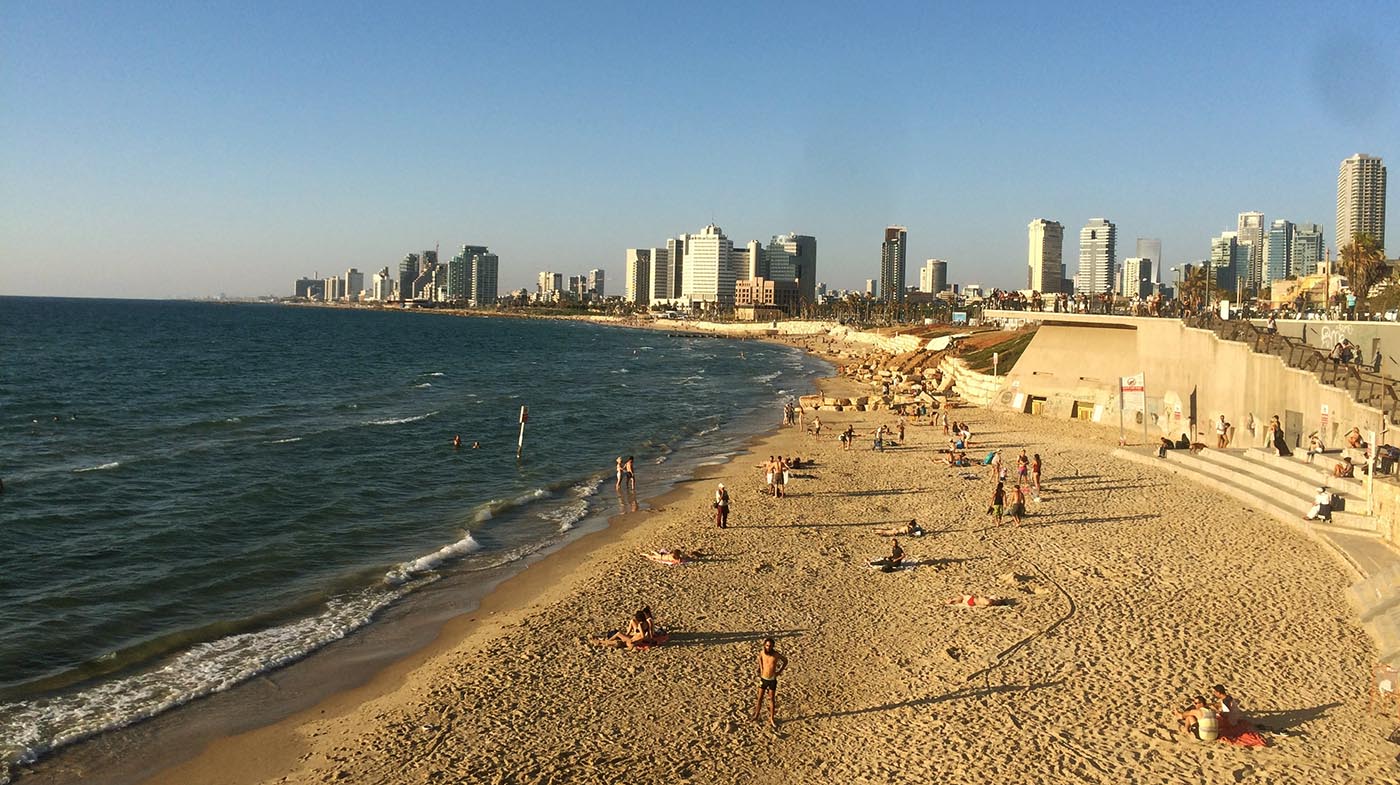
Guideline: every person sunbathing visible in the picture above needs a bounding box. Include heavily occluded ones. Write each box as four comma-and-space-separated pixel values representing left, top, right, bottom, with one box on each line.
873, 519, 924, 537
947, 594, 1010, 607
1334, 457, 1355, 478
592, 609, 654, 649
643, 547, 700, 565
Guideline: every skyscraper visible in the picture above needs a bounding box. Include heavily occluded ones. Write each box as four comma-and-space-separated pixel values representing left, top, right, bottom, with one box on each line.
1117, 257, 1152, 298
1028, 219, 1063, 293
679, 224, 734, 306
1237, 212, 1265, 289
1135, 238, 1162, 284
648, 248, 671, 304
665, 237, 686, 299
1292, 224, 1325, 277
1076, 218, 1116, 294
588, 269, 605, 298
625, 249, 651, 304
1263, 220, 1294, 285
920, 259, 947, 294
345, 268, 364, 301
879, 226, 907, 303
1210, 231, 1243, 293
776, 234, 817, 305
1337, 153, 1387, 251
470, 253, 498, 306
537, 271, 562, 294
398, 253, 419, 301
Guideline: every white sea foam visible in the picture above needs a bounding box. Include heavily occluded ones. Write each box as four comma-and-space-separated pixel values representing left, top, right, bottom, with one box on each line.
540, 499, 588, 532
0, 579, 430, 776
265, 437, 303, 445
427, 372, 445, 377
753, 371, 782, 383
471, 488, 548, 523
73, 462, 120, 473
385, 533, 484, 584
364, 411, 438, 426
414, 383, 432, 388
697, 425, 720, 436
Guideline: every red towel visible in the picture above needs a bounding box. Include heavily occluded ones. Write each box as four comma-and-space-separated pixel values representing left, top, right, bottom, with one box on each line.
633, 632, 670, 650
1219, 726, 1267, 747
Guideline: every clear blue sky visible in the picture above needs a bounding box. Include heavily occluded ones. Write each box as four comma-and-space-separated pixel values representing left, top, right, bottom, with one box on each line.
2, 1, 1397, 298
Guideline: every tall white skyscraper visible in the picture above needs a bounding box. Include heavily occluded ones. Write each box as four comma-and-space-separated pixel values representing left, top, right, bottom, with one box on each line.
647, 248, 671, 304
625, 250, 651, 304
470, 253, 499, 306
1337, 153, 1387, 251
680, 224, 735, 306
1135, 238, 1161, 283
920, 259, 947, 294
1117, 257, 1152, 297
1237, 212, 1265, 288
345, 268, 364, 301
775, 234, 817, 304
588, 268, 605, 298
1028, 219, 1063, 293
1076, 218, 1116, 294
537, 271, 562, 294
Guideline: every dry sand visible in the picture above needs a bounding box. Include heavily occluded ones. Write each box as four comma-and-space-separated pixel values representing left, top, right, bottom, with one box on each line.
107, 340, 1400, 784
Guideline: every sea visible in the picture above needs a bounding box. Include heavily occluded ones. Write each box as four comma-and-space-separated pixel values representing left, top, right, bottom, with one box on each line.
0, 298, 829, 779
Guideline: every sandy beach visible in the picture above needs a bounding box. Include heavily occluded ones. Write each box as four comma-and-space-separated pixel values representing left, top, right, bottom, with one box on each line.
26, 334, 1400, 785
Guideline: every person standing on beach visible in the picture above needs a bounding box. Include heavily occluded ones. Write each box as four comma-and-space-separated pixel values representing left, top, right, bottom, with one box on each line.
623, 455, 636, 491
1031, 454, 1043, 500
812, 415, 823, 437
714, 483, 729, 528
615, 456, 625, 490
988, 481, 1005, 524
753, 637, 788, 727
1008, 484, 1026, 526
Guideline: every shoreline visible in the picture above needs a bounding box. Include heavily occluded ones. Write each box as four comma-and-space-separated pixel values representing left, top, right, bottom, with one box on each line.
19, 317, 1400, 784
13, 328, 847, 785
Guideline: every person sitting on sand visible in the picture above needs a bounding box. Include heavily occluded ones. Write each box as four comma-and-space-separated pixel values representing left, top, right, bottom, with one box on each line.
1178, 695, 1219, 742
947, 594, 1009, 607
869, 538, 904, 571
1334, 457, 1355, 478
593, 609, 654, 649
1210, 684, 1243, 730
873, 519, 924, 537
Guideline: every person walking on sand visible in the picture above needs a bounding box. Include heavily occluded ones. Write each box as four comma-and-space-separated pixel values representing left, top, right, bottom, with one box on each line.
1008, 483, 1027, 526
812, 415, 823, 437
753, 637, 788, 727
1031, 454, 1043, 500
897, 418, 906, 444
714, 483, 730, 528
988, 481, 1005, 524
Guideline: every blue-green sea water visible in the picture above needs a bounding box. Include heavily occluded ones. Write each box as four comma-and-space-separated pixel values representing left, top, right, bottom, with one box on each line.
0, 298, 827, 775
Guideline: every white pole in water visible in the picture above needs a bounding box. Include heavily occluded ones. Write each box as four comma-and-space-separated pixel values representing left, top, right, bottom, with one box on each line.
517, 405, 528, 460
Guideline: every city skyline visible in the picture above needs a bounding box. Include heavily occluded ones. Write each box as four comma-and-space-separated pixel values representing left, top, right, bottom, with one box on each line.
2, 3, 1398, 299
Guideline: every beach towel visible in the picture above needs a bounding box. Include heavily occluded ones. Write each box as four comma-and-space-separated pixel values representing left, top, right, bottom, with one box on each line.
632, 632, 671, 650
1218, 726, 1266, 747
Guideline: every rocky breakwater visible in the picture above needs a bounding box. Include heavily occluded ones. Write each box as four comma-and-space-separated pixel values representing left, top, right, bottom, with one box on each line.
801, 344, 957, 413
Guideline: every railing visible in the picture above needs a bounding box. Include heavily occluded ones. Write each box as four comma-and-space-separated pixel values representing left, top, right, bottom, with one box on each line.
1184, 315, 1400, 422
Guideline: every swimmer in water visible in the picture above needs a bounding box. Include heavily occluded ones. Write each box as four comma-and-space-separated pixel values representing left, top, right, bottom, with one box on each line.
453, 434, 462, 449
471, 441, 480, 449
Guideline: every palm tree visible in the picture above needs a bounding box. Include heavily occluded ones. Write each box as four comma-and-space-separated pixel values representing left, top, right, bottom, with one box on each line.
1340, 233, 1386, 310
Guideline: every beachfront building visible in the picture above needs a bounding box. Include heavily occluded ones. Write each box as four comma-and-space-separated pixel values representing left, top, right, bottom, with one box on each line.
757, 233, 817, 305
448, 245, 488, 302
324, 275, 344, 302
1337, 153, 1387, 250
1076, 218, 1116, 294
625, 249, 651, 305
647, 248, 673, 305
588, 269, 605, 299
1028, 219, 1063, 293
679, 223, 736, 308
1117, 257, 1152, 298
879, 226, 907, 303
1135, 238, 1162, 284
1264, 220, 1294, 285
1209, 231, 1249, 293
920, 259, 948, 294
734, 276, 800, 320
1237, 212, 1265, 290
1293, 224, 1325, 277
665, 237, 685, 300
470, 252, 498, 306
865, 279, 876, 297
537, 271, 563, 296
371, 267, 393, 301
398, 254, 419, 301
345, 268, 364, 302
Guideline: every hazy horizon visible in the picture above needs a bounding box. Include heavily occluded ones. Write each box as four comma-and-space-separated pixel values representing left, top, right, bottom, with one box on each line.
2, 1, 1397, 299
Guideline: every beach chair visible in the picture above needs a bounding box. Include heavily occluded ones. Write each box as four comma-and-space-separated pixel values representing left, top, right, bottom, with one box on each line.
1371, 663, 1400, 719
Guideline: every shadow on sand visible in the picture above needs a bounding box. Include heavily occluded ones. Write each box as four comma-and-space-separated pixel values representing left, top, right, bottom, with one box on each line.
789, 680, 1063, 722
664, 629, 806, 648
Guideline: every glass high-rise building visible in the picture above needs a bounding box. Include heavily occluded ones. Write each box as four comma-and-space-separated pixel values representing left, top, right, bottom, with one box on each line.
1237, 212, 1265, 289
1263, 221, 1293, 285
1135, 238, 1162, 284
920, 259, 948, 294
879, 226, 907, 303
1292, 224, 1325, 277
1337, 154, 1387, 251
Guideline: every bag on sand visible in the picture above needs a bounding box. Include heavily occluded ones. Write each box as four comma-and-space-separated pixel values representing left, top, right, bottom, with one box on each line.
1332, 494, 1346, 512
982, 451, 996, 465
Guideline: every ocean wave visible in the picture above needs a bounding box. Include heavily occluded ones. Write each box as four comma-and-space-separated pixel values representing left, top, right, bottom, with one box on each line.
426, 372, 445, 377
385, 533, 484, 584
73, 462, 120, 473
364, 411, 438, 427
610, 368, 630, 374
752, 371, 782, 383
471, 488, 548, 523
539, 499, 588, 532
0, 579, 431, 776
414, 383, 432, 388
265, 437, 303, 445
697, 425, 720, 436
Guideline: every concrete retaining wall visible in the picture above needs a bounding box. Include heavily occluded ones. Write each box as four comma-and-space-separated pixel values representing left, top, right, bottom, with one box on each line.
939, 357, 1007, 407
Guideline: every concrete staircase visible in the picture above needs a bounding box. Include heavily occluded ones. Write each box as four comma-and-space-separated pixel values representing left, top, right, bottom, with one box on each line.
1117, 444, 1400, 660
